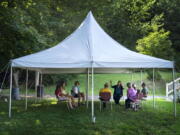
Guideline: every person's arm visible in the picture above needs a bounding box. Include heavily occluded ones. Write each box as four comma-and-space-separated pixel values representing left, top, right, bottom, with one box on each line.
110, 80, 116, 88
110, 80, 112, 87
109, 90, 112, 97
121, 86, 124, 95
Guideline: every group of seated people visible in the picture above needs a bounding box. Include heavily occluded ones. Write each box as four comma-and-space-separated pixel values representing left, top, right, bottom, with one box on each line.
55, 80, 85, 109
99, 81, 148, 109
55, 79, 148, 110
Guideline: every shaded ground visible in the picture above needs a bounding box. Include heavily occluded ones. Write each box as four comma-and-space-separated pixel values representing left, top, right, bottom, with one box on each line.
0, 99, 180, 135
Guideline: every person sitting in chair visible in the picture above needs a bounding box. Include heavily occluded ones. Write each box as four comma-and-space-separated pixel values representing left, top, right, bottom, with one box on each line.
132, 83, 137, 92
99, 83, 112, 108
125, 82, 137, 109
136, 89, 144, 100
71, 81, 85, 105
141, 82, 148, 97
55, 80, 76, 109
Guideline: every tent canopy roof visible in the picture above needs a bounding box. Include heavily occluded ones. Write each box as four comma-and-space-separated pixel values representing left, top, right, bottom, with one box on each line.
11, 11, 173, 73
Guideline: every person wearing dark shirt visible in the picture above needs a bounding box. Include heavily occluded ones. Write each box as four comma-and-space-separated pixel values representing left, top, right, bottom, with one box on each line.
110, 80, 124, 105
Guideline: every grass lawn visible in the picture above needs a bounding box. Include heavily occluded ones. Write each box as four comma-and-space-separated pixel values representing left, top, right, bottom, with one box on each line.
0, 99, 180, 135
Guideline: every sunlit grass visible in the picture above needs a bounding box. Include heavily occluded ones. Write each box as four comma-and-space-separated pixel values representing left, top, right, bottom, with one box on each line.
0, 99, 180, 135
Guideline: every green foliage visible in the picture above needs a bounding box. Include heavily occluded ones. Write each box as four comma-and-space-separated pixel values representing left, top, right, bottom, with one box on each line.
152, 0, 180, 70
105, 0, 158, 49
146, 70, 162, 81
0, 0, 179, 71
43, 74, 77, 86
136, 26, 173, 60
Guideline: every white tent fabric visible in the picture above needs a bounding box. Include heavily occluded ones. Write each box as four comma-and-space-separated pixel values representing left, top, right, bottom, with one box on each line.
9, 11, 176, 121
11, 11, 173, 71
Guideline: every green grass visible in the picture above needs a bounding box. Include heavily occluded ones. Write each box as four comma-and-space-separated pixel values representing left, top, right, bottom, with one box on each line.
2, 71, 180, 96
0, 99, 180, 135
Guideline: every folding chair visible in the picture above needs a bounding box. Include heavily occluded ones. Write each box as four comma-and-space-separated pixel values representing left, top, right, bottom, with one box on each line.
99, 92, 112, 111
130, 100, 142, 111
56, 96, 70, 110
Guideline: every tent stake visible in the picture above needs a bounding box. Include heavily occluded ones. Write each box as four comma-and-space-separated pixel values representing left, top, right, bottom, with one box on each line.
8, 65, 12, 118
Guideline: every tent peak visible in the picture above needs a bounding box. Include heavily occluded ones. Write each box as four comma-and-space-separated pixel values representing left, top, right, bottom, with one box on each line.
87, 11, 93, 16
86, 11, 95, 22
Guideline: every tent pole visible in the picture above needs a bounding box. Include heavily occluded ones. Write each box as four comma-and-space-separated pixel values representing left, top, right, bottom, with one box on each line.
8, 64, 12, 118
35, 71, 39, 102
140, 69, 142, 84
153, 68, 155, 108
172, 67, 176, 117
40, 73, 43, 100
25, 69, 28, 110
131, 69, 134, 82
91, 66, 95, 123
86, 68, 90, 108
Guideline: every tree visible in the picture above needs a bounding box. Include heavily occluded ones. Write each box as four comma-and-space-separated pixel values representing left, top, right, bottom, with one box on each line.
136, 25, 173, 60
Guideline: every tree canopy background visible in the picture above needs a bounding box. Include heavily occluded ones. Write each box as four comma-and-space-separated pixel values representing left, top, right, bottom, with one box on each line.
0, 0, 180, 71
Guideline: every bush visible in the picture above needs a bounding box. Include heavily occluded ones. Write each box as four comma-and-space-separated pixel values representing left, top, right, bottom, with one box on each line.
147, 70, 162, 81
43, 74, 77, 86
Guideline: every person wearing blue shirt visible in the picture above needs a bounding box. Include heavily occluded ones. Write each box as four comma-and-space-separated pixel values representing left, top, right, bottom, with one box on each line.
71, 81, 85, 105
110, 80, 124, 105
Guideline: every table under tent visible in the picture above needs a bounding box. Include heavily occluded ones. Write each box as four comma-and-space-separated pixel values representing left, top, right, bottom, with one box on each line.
9, 11, 176, 123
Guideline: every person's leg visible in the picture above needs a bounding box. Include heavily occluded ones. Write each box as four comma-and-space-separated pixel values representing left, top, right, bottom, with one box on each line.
125, 99, 131, 109
77, 94, 81, 105
113, 94, 118, 104
119, 95, 123, 105
125, 99, 128, 108
80, 92, 85, 103
69, 95, 77, 107
103, 102, 106, 108
116, 95, 121, 104
66, 97, 73, 109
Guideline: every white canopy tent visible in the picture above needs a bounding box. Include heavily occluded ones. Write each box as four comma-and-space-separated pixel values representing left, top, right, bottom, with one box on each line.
9, 11, 176, 122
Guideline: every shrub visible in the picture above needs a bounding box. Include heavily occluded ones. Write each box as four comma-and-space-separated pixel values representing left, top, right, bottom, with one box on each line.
147, 70, 162, 81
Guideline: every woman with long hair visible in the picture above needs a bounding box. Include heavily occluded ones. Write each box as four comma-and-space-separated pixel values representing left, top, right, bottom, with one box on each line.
55, 80, 76, 109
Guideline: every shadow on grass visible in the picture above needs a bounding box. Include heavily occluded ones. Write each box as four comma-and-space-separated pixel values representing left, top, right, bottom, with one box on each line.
0, 99, 180, 135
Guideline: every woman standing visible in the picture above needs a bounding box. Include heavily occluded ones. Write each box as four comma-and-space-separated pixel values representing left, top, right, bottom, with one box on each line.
110, 80, 124, 105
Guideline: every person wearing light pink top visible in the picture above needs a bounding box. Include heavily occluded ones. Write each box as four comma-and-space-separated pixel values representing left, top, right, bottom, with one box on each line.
127, 87, 137, 101
125, 82, 137, 109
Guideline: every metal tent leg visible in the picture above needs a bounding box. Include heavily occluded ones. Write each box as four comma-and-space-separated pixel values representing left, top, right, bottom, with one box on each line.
153, 68, 155, 108
91, 67, 95, 123
8, 65, 13, 118
25, 69, 28, 110
131, 69, 133, 82
86, 68, 90, 108
140, 69, 142, 84
172, 67, 176, 117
